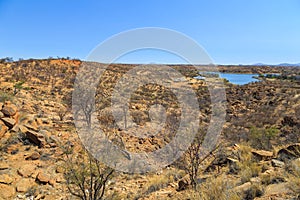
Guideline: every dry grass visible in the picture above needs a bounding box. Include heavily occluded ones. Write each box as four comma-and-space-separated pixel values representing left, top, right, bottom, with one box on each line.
237, 145, 262, 183
287, 159, 300, 196
187, 175, 240, 200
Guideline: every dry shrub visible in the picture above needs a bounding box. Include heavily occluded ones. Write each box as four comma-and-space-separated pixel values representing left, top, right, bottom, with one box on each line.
237, 145, 262, 183
287, 159, 300, 196
187, 175, 240, 200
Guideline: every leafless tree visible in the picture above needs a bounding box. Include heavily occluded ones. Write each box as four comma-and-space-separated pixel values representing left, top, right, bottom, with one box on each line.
63, 145, 114, 200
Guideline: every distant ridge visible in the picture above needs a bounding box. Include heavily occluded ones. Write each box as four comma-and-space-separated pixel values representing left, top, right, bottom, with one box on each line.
253, 63, 300, 66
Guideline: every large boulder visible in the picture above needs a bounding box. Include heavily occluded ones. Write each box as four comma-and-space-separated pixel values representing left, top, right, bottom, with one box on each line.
1, 117, 16, 129
251, 149, 273, 161
25, 130, 47, 147
277, 143, 300, 161
1, 101, 17, 117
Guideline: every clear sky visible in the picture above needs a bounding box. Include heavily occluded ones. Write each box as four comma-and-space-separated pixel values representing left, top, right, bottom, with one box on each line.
0, 0, 300, 64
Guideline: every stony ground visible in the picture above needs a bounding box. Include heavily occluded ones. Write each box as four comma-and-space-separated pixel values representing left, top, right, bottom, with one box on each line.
0, 59, 299, 200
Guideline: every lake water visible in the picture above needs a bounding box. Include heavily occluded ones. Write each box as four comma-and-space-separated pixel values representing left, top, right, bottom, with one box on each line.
219, 73, 260, 85
195, 73, 260, 85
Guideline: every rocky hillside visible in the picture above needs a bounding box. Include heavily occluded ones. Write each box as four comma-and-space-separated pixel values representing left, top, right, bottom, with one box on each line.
0, 59, 299, 200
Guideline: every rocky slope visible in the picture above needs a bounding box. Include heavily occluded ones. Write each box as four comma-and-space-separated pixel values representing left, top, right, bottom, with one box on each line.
0, 59, 299, 200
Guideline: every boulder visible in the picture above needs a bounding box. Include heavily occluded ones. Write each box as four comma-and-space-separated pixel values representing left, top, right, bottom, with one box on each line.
18, 125, 28, 134
24, 124, 38, 132
36, 172, 50, 184
17, 164, 36, 178
16, 178, 34, 192
1, 101, 17, 116
251, 149, 273, 161
0, 163, 9, 170
233, 182, 252, 194
271, 159, 285, 168
25, 151, 40, 160
277, 143, 300, 161
264, 183, 292, 196
25, 130, 46, 147
1, 117, 16, 129
177, 175, 191, 191
0, 184, 16, 199
0, 121, 8, 137
0, 111, 4, 118
0, 174, 13, 184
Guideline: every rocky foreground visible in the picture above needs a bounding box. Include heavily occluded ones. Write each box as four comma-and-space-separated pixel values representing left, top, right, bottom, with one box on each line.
0, 59, 299, 200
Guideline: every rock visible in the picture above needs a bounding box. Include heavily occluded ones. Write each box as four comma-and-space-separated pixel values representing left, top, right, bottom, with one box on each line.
0, 184, 16, 199
55, 166, 64, 173
25, 151, 40, 160
277, 143, 300, 161
264, 183, 292, 196
177, 175, 190, 191
0, 121, 8, 138
271, 159, 285, 168
24, 124, 38, 132
17, 164, 36, 178
282, 116, 298, 127
49, 179, 56, 187
1, 102, 17, 116
16, 178, 34, 192
18, 125, 28, 134
250, 177, 261, 184
36, 172, 50, 184
25, 130, 46, 147
10, 125, 19, 133
0, 163, 9, 170
35, 118, 43, 126
1, 117, 16, 129
251, 149, 273, 161
0, 174, 13, 184
11, 112, 20, 124
0, 111, 4, 118
55, 175, 64, 183
233, 182, 252, 194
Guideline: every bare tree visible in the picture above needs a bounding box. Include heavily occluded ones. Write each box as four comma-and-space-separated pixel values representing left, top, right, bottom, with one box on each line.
182, 129, 219, 190
63, 145, 114, 200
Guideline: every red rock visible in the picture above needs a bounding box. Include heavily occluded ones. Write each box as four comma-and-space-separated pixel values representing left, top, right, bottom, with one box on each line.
25, 130, 47, 147
0, 111, 4, 118
36, 172, 50, 184
1, 117, 16, 129
25, 151, 40, 160
0, 121, 8, 138
0, 174, 13, 184
17, 164, 36, 178
16, 178, 34, 192
0, 184, 16, 199
1, 101, 17, 116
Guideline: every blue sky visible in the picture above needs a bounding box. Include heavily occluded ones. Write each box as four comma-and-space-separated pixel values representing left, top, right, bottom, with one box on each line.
0, 0, 299, 64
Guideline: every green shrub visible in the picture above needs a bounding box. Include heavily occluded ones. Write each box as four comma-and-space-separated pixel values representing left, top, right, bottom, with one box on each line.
0, 91, 13, 102
249, 126, 279, 150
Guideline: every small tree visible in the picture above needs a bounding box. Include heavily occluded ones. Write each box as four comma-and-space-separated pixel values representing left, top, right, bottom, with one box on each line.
249, 126, 279, 150
13, 81, 25, 95
181, 129, 219, 190
63, 145, 114, 200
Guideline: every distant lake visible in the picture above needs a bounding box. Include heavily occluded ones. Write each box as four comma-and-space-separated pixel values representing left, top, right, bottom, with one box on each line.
219, 73, 260, 85
195, 72, 260, 85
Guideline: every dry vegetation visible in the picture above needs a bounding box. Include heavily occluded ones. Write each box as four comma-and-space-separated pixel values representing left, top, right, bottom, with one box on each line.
0, 58, 299, 199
